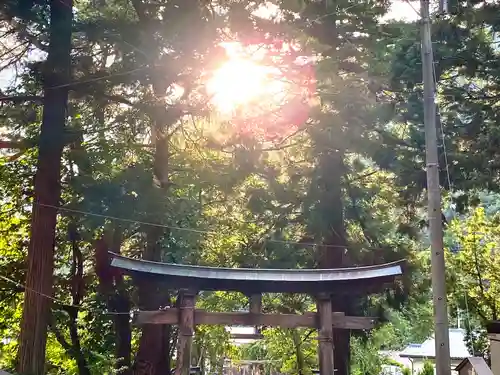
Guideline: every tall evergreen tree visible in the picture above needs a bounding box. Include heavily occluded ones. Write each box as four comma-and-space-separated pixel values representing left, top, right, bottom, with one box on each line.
0, 0, 74, 373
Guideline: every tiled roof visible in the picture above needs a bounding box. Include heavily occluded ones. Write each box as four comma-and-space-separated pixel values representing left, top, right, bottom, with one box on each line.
227, 326, 258, 346
399, 329, 470, 360
487, 321, 500, 334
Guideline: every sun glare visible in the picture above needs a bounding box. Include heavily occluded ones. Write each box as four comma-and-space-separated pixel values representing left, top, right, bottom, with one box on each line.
205, 41, 315, 140
206, 42, 290, 116
207, 58, 271, 114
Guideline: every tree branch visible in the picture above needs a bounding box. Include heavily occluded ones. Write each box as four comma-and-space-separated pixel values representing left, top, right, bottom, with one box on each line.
0, 95, 43, 104
100, 93, 135, 107
351, 170, 379, 182
0, 140, 27, 150
471, 239, 496, 319
48, 319, 72, 351
129, 0, 148, 22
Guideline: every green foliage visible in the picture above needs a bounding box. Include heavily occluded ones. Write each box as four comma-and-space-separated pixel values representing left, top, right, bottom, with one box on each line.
379, 1, 500, 204
350, 304, 434, 375
1, 0, 499, 373
351, 335, 384, 375
446, 207, 500, 323
235, 328, 318, 375
442, 207, 500, 356
418, 361, 435, 375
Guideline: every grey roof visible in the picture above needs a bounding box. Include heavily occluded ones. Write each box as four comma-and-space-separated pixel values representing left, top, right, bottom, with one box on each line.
109, 252, 404, 293
455, 357, 494, 374
487, 320, 500, 334
400, 329, 470, 360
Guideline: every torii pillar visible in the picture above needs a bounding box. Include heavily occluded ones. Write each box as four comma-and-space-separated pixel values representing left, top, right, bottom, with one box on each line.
317, 293, 334, 375
175, 290, 197, 375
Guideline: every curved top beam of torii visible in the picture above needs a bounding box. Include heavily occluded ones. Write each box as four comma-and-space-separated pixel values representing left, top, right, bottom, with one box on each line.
109, 252, 404, 294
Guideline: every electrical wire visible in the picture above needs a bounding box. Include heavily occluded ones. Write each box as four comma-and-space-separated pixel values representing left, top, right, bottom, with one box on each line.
0, 0, 423, 319
37, 202, 217, 235
46, 66, 151, 90
33, 202, 355, 249
402, 0, 421, 17
431, 57, 453, 194
0, 274, 131, 316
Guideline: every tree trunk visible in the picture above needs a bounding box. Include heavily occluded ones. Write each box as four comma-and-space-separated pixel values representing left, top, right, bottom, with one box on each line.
132, 44, 175, 372
133, 316, 172, 375
17, 0, 72, 373
125, 3, 181, 369
133, 226, 172, 375
49, 308, 90, 375
316, 150, 352, 375
67, 306, 91, 375
112, 295, 133, 374
63, 222, 91, 375
95, 232, 132, 375
291, 329, 305, 375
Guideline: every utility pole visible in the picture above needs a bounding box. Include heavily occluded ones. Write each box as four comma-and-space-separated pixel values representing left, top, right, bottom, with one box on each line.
420, 2, 451, 375
438, 0, 448, 14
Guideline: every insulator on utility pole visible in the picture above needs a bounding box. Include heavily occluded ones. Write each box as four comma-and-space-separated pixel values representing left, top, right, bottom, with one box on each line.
439, 0, 449, 14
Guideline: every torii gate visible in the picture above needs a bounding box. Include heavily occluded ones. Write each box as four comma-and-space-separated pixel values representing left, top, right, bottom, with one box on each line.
109, 253, 404, 375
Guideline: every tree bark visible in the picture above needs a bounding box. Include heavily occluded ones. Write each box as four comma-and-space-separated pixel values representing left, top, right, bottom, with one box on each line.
130, 19, 176, 370
65, 306, 91, 375
130, 110, 173, 375
60, 222, 91, 375
49, 312, 90, 375
291, 329, 306, 375
17, 0, 72, 374
132, 226, 172, 375
126, 2, 188, 371
95, 232, 132, 375
316, 150, 352, 375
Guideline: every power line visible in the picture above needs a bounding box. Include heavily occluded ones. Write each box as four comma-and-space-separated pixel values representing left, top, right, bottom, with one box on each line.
37, 202, 217, 235
0, 274, 130, 316
427, 6, 472, 334
402, 0, 421, 16
432, 33, 471, 335
47, 65, 150, 90
33, 202, 358, 249
431, 55, 453, 194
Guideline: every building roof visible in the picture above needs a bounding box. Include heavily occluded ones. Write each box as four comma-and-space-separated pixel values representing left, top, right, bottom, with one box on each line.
227, 326, 258, 346
109, 252, 404, 293
399, 329, 470, 360
487, 321, 500, 334
455, 357, 494, 375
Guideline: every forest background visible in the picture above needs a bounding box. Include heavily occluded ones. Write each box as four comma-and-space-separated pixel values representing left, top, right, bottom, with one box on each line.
0, 0, 499, 374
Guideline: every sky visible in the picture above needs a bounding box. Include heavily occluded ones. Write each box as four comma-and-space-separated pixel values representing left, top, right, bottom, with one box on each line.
0, 1, 419, 89
385, 0, 420, 22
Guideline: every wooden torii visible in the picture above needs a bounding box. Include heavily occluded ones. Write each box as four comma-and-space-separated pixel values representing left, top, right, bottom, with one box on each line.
109, 253, 404, 375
